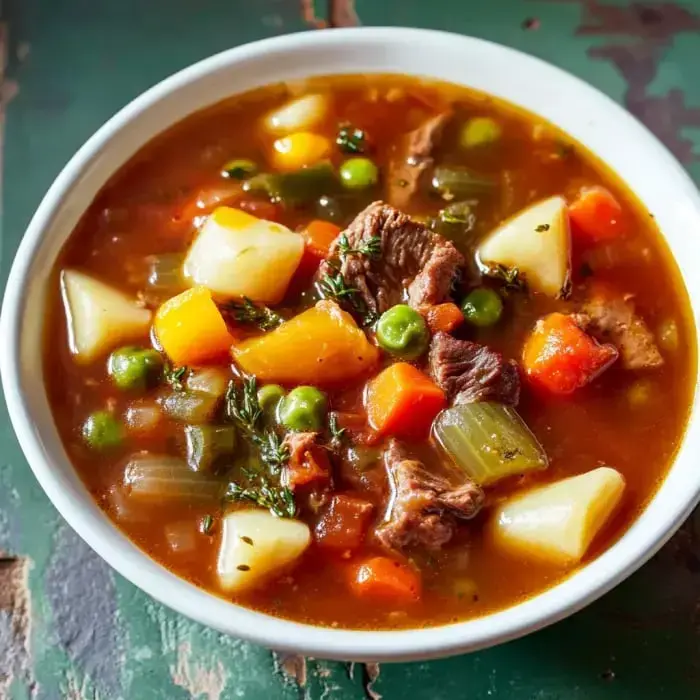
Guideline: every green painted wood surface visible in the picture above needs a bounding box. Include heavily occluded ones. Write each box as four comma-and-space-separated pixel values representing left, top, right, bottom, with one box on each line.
2, 1, 700, 697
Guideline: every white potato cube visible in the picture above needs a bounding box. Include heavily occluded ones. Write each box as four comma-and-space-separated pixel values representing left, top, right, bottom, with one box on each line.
61, 269, 151, 364
183, 207, 304, 304
217, 509, 311, 593
263, 93, 330, 135
492, 467, 625, 565
477, 196, 571, 297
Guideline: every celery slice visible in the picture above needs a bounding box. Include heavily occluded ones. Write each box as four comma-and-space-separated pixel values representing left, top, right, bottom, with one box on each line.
185, 424, 237, 473
433, 403, 548, 486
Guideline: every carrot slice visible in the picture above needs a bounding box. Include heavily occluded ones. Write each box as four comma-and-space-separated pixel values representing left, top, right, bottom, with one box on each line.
316, 495, 374, 551
350, 556, 421, 603
424, 303, 464, 334
522, 312, 618, 395
154, 286, 233, 365
302, 220, 342, 260
569, 186, 624, 243
365, 363, 446, 439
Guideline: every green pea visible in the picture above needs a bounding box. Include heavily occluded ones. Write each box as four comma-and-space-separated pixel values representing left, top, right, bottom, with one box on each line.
339, 157, 379, 190
221, 158, 258, 180
460, 117, 502, 148
375, 304, 429, 359
257, 384, 286, 424
82, 411, 123, 450
278, 386, 327, 432
108, 346, 163, 391
461, 288, 503, 327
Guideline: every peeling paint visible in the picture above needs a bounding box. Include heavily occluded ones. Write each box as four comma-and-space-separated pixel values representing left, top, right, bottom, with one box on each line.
363, 663, 381, 700
0, 556, 35, 698
45, 526, 123, 699
272, 651, 308, 687
171, 641, 227, 700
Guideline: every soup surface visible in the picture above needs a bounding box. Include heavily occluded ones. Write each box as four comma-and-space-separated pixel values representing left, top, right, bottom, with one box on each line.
46, 75, 695, 630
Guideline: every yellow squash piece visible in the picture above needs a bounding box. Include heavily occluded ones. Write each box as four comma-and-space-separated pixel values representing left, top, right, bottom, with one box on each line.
492, 467, 626, 565
183, 206, 304, 304
217, 509, 311, 593
61, 269, 151, 364
477, 196, 571, 297
232, 300, 379, 386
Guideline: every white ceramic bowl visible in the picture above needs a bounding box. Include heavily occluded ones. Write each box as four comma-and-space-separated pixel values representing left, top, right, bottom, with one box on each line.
2, 27, 700, 662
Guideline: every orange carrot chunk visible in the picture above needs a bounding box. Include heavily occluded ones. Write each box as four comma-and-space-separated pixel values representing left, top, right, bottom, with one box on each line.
154, 286, 233, 365
302, 220, 342, 260
569, 186, 624, 243
424, 303, 465, 335
522, 312, 618, 395
365, 363, 446, 439
350, 556, 421, 603
316, 495, 374, 551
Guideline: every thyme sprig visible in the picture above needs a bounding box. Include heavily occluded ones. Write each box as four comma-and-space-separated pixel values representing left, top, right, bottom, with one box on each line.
336, 233, 381, 261
163, 363, 189, 392
222, 297, 282, 331
483, 263, 527, 295
224, 476, 296, 519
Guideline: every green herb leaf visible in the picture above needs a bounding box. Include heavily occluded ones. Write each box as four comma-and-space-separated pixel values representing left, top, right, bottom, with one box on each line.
336, 233, 381, 260
224, 478, 296, 519
317, 266, 377, 326
201, 514, 214, 534
483, 263, 527, 294
163, 363, 189, 392
328, 412, 348, 449
336, 125, 367, 154
222, 297, 282, 331
535, 223, 550, 232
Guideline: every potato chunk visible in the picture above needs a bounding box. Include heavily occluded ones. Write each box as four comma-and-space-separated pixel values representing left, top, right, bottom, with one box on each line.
477, 196, 571, 297
231, 300, 380, 386
217, 510, 311, 593
61, 270, 151, 364
183, 207, 304, 304
492, 467, 625, 565
263, 93, 330, 135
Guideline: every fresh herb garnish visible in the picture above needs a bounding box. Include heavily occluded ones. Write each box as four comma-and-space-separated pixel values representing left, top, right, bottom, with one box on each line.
336, 124, 367, 154
223, 297, 282, 331
201, 514, 214, 535
163, 363, 189, 392
535, 223, 550, 232
225, 378, 290, 475
317, 269, 377, 325
440, 201, 476, 226
483, 263, 527, 294
225, 477, 296, 519
328, 412, 348, 448
336, 233, 381, 261
221, 158, 258, 180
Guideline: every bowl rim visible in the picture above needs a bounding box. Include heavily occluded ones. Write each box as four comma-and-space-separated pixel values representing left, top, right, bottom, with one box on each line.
3, 26, 700, 662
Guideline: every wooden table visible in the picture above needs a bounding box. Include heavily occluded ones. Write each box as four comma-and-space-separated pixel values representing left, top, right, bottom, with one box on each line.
2, 1, 700, 697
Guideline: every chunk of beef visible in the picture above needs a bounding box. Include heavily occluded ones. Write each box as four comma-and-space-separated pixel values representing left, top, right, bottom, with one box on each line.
321, 201, 464, 316
376, 440, 484, 551
387, 110, 453, 209
574, 296, 663, 370
429, 332, 520, 406
282, 432, 330, 490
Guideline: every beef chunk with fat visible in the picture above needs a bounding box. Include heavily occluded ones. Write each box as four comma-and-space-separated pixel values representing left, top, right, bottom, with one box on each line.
429, 332, 521, 405
574, 296, 663, 370
282, 432, 330, 490
321, 201, 464, 317
376, 440, 484, 551
387, 110, 453, 209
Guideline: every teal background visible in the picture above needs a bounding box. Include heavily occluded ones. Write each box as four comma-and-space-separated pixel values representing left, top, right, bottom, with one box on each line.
2, 1, 700, 697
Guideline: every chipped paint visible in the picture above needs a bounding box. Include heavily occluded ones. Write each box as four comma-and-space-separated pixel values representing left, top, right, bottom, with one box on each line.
171, 641, 227, 700
0, 556, 35, 698
45, 526, 123, 699
273, 651, 308, 687
363, 663, 381, 700
562, 0, 700, 163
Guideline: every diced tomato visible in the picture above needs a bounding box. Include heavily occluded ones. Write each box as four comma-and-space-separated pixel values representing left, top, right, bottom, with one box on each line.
569, 186, 625, 244
315, 495, 374, 551
522, 312, 618, 395
365, 363, 446, 439
423, 303, 464, 335
349, 556, 422, 603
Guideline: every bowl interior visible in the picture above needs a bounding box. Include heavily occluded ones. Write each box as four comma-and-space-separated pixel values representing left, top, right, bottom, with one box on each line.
3, 28, 700, 661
